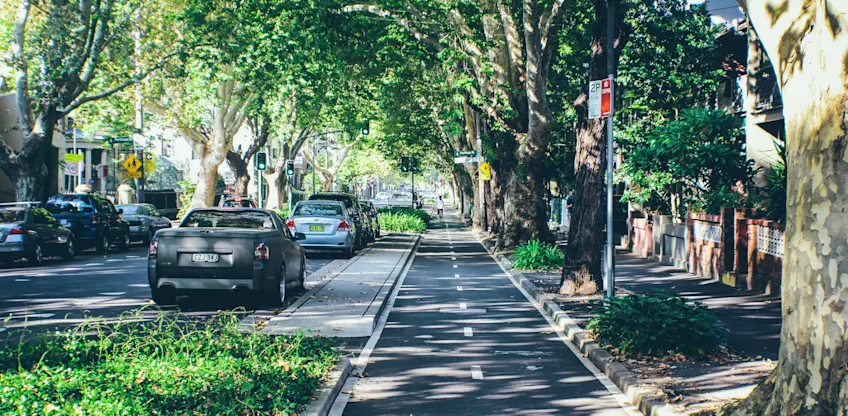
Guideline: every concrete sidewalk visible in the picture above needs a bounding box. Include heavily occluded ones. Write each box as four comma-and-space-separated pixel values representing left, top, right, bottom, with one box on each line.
260, 234, 420, 338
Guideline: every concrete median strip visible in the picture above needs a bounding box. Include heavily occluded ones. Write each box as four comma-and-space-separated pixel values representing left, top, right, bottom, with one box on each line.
475, 233, 681, 416
253, 234, 421, 338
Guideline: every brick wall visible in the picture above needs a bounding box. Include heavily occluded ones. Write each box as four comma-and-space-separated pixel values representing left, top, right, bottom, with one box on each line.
687, 212, 724, 279
631, 218, 653, 257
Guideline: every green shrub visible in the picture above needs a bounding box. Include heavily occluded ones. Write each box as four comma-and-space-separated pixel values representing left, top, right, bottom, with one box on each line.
587, 291, 725, 358
378, 212, 427, 233
377, 207, 431, 226
0, 311, 339, 415
276, 207, 291, 219
176, 179, 196, 219
512, 239, 564, 271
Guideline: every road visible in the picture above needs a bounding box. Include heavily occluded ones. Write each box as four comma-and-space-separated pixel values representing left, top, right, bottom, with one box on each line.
337, 212, 638, 416
0, 243, 336, 336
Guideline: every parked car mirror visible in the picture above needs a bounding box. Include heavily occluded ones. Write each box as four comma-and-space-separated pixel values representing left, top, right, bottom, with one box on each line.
294, 232, 306, 241
117, 208, 124, 214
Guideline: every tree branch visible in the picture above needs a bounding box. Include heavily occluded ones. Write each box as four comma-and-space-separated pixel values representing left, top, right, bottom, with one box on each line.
72, 0, 114, 99
341, 4, 445, 51
12, 0, 32, 136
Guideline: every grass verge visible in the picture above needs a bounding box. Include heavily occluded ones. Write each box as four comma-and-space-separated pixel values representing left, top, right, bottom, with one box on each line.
0, 310, 339, 415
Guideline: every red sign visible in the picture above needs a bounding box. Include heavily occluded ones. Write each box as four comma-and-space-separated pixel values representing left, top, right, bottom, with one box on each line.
601, 79, 612, 118
102, 165, 109, 178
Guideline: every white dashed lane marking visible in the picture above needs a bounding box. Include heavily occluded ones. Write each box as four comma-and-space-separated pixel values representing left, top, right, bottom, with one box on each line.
457, 286, 463, 291
106, 259, 123, 262
451, 257, 457, 261
453, 265, 458, 269
459, 302, 467, 310
100, 292, 126, 296
15, 279, 30, 282
454, 274, 460, 278
471, 365, 484, 380
126, 255, 141, 258
464, 327, 473, 337
85, 263, 103, 266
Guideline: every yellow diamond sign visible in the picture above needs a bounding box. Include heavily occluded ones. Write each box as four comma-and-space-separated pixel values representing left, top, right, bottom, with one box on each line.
123, 154, 142, 172
480, 161, 491, 181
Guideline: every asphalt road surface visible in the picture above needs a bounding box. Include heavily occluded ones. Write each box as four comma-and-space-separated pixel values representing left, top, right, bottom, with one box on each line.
0, 243, 336, 337
339, 212, 638, 416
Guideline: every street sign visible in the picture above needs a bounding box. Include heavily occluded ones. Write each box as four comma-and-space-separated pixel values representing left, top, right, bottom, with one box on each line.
480, 162, 491, 181
123, 154, 142, 172
65, 153, 83, 163
294, 154, 306, 169
588, 78, 612, 119
65, 163, 80, 176
454, 156, 478, 164
223, 171, 236, 185
144, 153, 155, 172
455, 150, 477, 157
124, 171, 142, 179
108, 137, 133, 144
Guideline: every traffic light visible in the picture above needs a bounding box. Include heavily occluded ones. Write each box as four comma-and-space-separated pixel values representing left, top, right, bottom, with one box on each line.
400, 156, 410, 172
412, 157, 419, 173
255, 152, 267, 171
285, 159, 295, 176
361, 120, 370, 136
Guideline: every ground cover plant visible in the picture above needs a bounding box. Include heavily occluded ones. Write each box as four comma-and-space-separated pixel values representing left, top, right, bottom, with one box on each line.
377, 207, 431, 233
512, 239, 564, 271
0, 311, 339, 415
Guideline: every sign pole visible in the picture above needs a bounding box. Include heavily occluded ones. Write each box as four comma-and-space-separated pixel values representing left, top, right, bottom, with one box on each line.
605, 0, 616, 298
476, 112, 487, 232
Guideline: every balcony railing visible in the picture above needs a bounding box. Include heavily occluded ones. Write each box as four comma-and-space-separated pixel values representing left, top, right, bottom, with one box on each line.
755, 69, 782, 112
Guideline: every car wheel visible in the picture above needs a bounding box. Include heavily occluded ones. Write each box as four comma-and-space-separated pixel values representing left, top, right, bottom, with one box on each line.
142, 228, 154, 245
266, 264, 286, 306
29, 243, 44, 266
151, 286, 177, 306
118, 232, 131, 252
343, 245, 356, 259
96, 234, 110, 254
63, 239, 75, 261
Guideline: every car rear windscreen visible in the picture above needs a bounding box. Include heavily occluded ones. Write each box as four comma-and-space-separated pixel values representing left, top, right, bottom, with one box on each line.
294, 203, 343, 217
45, 195, 94, 213
181, 211, 275, 229
0, 208, 27, 223
310, 194, 353, 208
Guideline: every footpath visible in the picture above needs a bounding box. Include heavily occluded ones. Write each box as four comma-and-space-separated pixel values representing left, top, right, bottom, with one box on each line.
253, 234, 419, 338
496, 246, 781, 415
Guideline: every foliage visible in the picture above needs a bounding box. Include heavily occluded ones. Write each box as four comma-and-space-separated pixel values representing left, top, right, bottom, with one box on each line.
587, 291, 725, 358
0, 311, 339, 415
618, 108, 754, 215
377, 207, 431, 225
378, 212, 426, 233
756, 140, 787, 222
176, 179, 196, 219
276, 207, 291, 219
512, 240, 564, 271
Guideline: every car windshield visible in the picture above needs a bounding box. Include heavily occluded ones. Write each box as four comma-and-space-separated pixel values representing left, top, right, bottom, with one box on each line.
181, 210, 275, 229
223, 199, 254, 208
117, 205, 141, 215
293, 203, 344, 217
45, 195, 94, 213
0, 208, 27, 223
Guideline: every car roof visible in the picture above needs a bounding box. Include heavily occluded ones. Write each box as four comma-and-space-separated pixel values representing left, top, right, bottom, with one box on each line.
188, 207, 273, 214
299, 200, 344, 205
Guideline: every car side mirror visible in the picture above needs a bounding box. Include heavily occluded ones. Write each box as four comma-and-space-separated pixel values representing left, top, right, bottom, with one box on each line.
294, 232, 306, 241
117, 208, 123, 214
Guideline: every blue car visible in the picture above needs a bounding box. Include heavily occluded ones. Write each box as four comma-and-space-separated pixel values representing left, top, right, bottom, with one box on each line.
45, 193, 130, 254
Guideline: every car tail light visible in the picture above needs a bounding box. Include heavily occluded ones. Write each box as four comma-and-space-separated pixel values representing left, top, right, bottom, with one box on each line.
8, 227, 23, 235
338, 220, 351, 231
286, 219, 295, 230
91, 214, 101, 225
254, 242, 269, 260
148, 241, 158, 258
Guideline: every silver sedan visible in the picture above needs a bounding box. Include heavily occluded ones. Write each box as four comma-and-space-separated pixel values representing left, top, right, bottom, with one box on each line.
286, 201, 357, 258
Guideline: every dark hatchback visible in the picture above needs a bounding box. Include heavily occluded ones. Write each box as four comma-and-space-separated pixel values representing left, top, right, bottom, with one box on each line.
0, 204, 75, 265
45, 193, 130, 254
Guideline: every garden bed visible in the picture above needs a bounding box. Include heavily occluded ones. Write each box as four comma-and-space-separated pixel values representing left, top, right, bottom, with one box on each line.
0, 311, 340, 415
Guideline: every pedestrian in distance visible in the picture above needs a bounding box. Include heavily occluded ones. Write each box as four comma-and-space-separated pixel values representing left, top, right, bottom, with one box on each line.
435, 196, 445, 219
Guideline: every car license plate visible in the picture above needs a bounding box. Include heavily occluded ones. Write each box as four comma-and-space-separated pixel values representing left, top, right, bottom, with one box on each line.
191, 253, 219, 263
309, 225, 324, 232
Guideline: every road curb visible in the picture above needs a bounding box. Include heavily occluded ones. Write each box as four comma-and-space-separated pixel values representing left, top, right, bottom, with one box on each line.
474, 233, 682, 416
363, 233, 422, 334
303, 357, 352, 416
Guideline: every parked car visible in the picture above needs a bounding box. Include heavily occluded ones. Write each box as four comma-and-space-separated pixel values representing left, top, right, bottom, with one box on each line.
0, 203, 76, 265
219, 196, 257, 208
45, 193, 130, 254
307, 193, 369, 249
359, 201, 380, 239
116, 203, 172, 244
148, 208, 306, 306
287, 201, 358, 258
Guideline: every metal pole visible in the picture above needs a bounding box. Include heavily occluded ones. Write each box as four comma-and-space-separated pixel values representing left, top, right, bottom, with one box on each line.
411, 159, 415, 209
133, 8, 144, 203
605, 0, 616, 298
258, 169, 263, 208
312, 139, 316, 195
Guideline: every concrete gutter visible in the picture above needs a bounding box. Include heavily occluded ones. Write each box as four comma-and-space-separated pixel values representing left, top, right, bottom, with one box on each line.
475, 234, 683, 416
303, 357, 352, 416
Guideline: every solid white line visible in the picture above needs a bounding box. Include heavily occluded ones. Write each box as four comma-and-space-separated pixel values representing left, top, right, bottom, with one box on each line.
106, 259, 123, 262
457, 286, 463, 291
85, 263, 103, 266
486, 245, 642, 416
126, 255, 141, 258
328, 236, 420, 415
471, 365, 484, 380
464, 327, 473, 337
15, 279, 30, 282
100, 292, 125, 296
460, 302, 467, 309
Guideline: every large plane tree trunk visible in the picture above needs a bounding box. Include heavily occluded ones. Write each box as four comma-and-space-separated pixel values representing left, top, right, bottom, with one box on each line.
561, 0, 628, 294
721, 1, 848, 414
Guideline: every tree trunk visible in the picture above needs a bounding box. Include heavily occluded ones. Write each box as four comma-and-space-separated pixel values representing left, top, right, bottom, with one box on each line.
561, 0, 627, 294
191, 140, 227, 208
227, 151, 250, 196
721, 1, 848, 414
0, 113, 56, 203
500, 150, 552, 248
